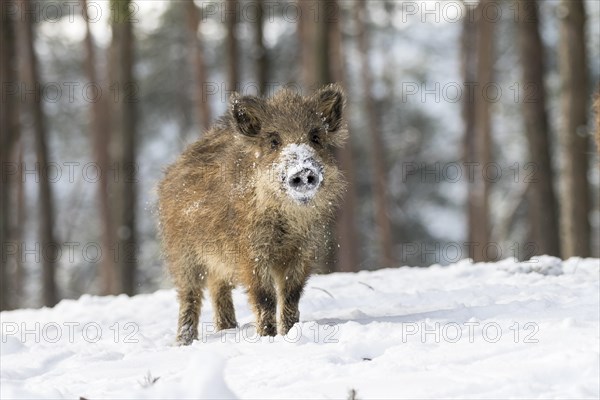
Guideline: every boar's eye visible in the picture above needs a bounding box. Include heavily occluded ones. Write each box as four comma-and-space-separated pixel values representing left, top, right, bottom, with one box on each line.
269, 132, 281, 149
309, 128, 322, 146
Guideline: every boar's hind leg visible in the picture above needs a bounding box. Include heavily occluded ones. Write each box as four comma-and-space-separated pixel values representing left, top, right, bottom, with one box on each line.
175, 286, 203, 346
247, 282, 277, 336
208, 279, 237, 331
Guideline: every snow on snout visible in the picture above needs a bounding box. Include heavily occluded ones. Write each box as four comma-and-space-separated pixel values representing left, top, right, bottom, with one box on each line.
278, 143, 323, 204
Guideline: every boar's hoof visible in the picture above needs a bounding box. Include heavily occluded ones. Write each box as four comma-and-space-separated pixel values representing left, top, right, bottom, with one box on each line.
257, 323, 277, 337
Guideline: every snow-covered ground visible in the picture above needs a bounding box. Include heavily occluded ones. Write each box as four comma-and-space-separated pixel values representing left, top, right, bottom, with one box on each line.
1, 256, 599, 399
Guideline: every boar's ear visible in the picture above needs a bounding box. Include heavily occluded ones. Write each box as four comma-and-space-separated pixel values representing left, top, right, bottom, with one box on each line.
230, 93, 264, 137
314, 83, 345, 132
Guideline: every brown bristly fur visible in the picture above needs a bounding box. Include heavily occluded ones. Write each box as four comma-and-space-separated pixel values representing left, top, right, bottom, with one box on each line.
157, 84, 348, 345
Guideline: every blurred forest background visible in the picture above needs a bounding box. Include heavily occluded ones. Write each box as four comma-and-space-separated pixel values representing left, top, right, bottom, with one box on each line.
1, 0, 599, 310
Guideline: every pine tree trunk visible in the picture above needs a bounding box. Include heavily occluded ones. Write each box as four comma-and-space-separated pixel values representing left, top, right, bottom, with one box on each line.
355, 0, 394, 268
316, 1, 330, 86
516, 0, 560, 257
14, 143, 26, 305
595, 92, 600, 153
185, 1, 212, 132
109, 0, 137, 295
558, 0, 591, 258
462, 3, 477, 261
1, 0, 20, 310
254, 0, 268, 96
83, 0, 118, 294
330, 0, 360, 272
464, 1, 494, 262
298, 0, 316, 91
18, 0, 58, 306
226, 0, 239, 91
297, 0, 360, 271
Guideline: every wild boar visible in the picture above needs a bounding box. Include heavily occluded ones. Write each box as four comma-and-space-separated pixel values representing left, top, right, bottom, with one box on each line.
157, 84, 347, 345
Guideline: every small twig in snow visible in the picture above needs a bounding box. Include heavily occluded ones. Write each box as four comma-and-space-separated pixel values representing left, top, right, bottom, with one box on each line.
348, 388, 359, 400
358, 281, 375, 291
139, 371, 160, 388
310, 286, 335, 299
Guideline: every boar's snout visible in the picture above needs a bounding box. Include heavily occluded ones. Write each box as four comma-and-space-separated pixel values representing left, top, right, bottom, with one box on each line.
288, 167, 320, 192
280, 144, 323, 204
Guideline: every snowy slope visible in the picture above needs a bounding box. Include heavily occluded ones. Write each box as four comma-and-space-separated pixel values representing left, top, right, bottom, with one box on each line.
1, 256, 599, 399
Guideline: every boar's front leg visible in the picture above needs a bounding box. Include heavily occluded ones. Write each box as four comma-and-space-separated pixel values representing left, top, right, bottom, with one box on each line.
275, 272, 308, 335
176, 286, 203, 345
247, 282, 277, 337
278, 286, 302, 336
172, 260, 207, 346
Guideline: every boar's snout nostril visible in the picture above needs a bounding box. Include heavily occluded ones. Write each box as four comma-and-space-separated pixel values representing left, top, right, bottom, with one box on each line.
288, 168, 320, 192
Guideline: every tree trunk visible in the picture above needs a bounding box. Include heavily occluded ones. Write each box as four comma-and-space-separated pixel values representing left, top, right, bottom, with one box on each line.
109, 0, 137, 295
1, 0, 21, 310
516, 0, 560, 257
226, 0, 239, 92
296, 0, 360, 272
595, 92, 600, 154
83, 0, 118, 294
462, 4, 477, 261
315, 1, 330, 86
14, 142, 26, 305
17, 0, 58, 306
329, 0, 360, 272
185, 1, 212, 132
298, 0, 316, 91
558, 0, 590, 258
463, 0, 494, 262
355, 0, 394, 268
254, 0, 268, 96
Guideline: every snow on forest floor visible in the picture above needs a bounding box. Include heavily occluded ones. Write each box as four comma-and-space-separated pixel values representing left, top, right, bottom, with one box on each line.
1, 256, 599, 399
